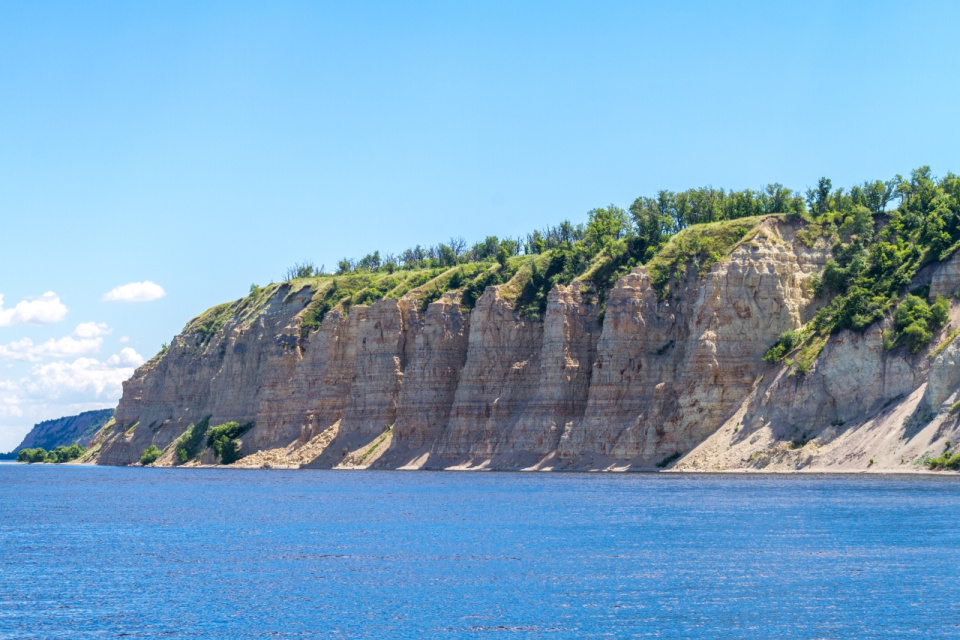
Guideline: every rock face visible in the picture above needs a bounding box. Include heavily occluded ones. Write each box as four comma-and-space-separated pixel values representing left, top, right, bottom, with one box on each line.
930, 250, 960, 300
89, 218, 960, 471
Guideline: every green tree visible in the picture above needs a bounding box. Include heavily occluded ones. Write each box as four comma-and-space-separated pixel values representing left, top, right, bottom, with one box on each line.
585, 205, 629, 253
807, 177, 832, 215
206, 422, 254, 465
140, 445, 161, 466
17, 448, 47, 463
838, 205, 875, 243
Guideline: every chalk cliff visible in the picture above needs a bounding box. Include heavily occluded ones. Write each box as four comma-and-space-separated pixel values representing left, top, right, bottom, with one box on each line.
87, 217, 960, 471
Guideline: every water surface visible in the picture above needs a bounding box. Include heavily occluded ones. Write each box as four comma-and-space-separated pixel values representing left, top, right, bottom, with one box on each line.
1, 465, 958, 638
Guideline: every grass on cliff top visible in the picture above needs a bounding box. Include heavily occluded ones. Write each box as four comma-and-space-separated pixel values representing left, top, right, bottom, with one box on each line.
295, 257, 536, 337
185, 301, 237, 349
182, 216, 770, 348
645, 215, 770, 300
178, 169, 960, 362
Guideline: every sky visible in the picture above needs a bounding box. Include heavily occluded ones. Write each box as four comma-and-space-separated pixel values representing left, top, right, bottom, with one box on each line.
1, 0, 958, 451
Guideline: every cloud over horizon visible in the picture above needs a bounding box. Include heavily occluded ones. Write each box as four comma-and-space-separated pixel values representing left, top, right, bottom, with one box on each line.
0, 292, 68, 326
102, 281, 166, 303
0, 322, 111, 362
0, 347, 145, 449
22, 348, 145, 399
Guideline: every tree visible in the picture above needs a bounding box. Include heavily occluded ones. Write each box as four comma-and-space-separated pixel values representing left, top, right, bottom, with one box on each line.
496, 245, 510, 267
140, 445, 161, 466
284, 261, 316, 280
630, 196, 671, 251
357, 251, 381, 271
437, 244, 457, 267
838, 205, 875, 244
17, 448, 47, 463
807, 177, 832, 215
853, 180, 895, 213
449, 236, 466, 257
585, 205, 629, 253
763, 183, 792, 213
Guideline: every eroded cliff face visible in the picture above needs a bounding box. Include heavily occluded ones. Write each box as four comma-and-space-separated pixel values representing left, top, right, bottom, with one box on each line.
88, 219, 960, 472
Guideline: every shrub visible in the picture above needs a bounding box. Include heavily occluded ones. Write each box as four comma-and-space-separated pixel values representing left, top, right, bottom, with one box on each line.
46, 444, 85, 463
655, 452, 682, 468
140, 445, 161, 466
17, 445, 85, 464
888, 294, 949, 353
174, 416, 211, 464
762, 330, 800, 363
927, 448, 960, 470
17, 448, 47, 463
206, 422, 254, 465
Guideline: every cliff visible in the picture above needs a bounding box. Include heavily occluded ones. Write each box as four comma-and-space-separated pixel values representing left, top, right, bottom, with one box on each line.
3, 409, 114, 458
86, 216, 960, 472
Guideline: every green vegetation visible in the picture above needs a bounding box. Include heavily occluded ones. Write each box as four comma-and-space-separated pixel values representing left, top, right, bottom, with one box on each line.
357, 427, 393, 465
930, 328, 960, 359
460, 260, 521, 311
140, 445, 161, 466
258, 186, 800, 325
883, 294, 950, 353
17, 444, 86, 464
807, 170, 960, 341
655, 451, 683, 468
205, 421, 254, 465
752, 168, 960, 372
297, 268, 453, 337
763, 330, 801, 363
17, 448, 48, 463
174, 416, 211, 464
646, 218, 761, 299
211, 168, 960, 366
927, 443, 960, 471
188, 303, 234, 349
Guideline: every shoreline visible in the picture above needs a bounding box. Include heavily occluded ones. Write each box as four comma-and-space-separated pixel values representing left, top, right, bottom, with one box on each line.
6, 460, 953, 476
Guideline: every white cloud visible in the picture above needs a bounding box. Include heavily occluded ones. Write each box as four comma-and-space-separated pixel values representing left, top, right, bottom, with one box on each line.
0, 347, 143, 451
73, 322, 110, 339
0, 292, 68, 326
119, 336, 130, 343
0, 322, 110, 362
102, 281, 166, 302
20, 349, 145, 399
106, 347, 145, 367
0, 393, 23, 418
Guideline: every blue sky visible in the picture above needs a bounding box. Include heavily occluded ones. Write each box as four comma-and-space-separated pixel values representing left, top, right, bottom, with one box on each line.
1, 0, 958, 450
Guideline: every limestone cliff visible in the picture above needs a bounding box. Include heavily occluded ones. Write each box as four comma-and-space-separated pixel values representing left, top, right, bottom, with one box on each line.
87, 217, 960, 472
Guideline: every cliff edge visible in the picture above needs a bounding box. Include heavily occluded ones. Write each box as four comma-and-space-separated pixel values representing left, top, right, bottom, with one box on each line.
85, 215, 960, 472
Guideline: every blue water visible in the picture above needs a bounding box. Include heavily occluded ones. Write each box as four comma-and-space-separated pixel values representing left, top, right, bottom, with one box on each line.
1, 465, 959, 638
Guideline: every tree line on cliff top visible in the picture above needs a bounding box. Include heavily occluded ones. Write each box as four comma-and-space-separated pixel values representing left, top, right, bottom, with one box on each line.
287, 175, 909, 279
280, 167, 960, 359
